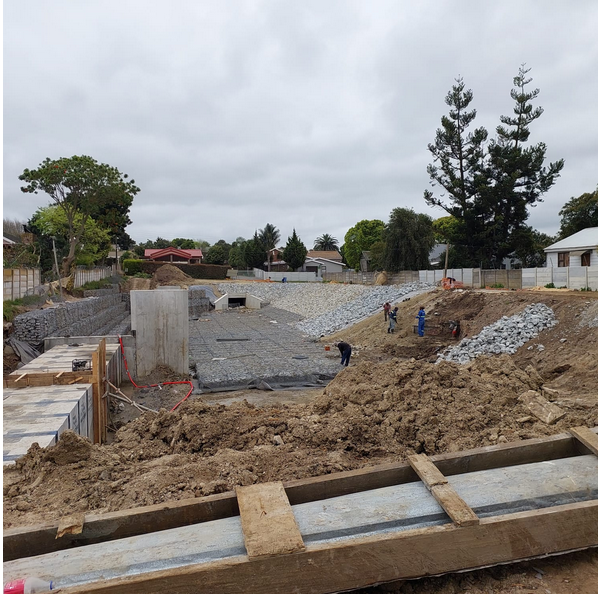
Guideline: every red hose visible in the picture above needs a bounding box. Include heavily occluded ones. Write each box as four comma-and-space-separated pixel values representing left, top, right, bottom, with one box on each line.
118, 336, 193, 412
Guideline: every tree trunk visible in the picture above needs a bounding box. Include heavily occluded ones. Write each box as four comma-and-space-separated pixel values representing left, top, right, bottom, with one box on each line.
62, 237, 78, 277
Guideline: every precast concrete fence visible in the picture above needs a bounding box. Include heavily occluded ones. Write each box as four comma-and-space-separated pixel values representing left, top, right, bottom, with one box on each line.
3, 268, 42, 301
74, 265, 117, 288
323, 266, 598, 290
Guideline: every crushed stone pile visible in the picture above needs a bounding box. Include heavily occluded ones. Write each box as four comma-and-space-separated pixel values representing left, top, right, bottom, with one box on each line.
217, 283, 433, 334
437, 303, 558, 364
295, 282, 433, 337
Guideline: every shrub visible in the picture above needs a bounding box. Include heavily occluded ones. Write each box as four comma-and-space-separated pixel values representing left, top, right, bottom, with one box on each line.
544, 283, 555, 289
122, 260, 229, 280
490, 283, 504, 289
3, 294, 45, 322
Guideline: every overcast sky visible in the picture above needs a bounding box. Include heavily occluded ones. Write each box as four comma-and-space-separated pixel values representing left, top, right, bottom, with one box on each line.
3, 1, 598, 248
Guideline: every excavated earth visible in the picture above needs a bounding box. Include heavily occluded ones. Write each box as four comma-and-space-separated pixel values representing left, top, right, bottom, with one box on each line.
3, 287, 598, 594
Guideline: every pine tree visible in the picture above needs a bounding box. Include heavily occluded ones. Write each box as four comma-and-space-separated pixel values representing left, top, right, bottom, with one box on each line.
424, 77, 489, 267
484, 65, 564, 264
282, 229, 308, 271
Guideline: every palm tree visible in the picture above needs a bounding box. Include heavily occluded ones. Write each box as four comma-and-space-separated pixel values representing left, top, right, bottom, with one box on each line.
258, 223, 281, 271
313, 233, 339, 251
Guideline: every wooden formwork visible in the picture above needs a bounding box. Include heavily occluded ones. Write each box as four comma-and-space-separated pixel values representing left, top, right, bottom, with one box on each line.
3, 339, 109, 444
3, 428, 597, 593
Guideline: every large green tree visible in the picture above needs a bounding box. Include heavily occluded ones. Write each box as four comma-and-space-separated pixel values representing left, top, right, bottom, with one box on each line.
511, 226, 555, 268
258, 223, 281, 272
557, 188, 598, 239
282, 229, 308, 271
204, 244, 226, 265
425, 68, 563, 268
382, 208, 435, 272
313, 234, 339, 251
19, 155, 139, 275
341, 220, 385, 270
227, 237, 248, 269
243, 232, 267, 269
28, 206, 111, 274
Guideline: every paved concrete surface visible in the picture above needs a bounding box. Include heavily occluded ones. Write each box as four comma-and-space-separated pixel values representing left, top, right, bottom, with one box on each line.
189, 305, 342, 390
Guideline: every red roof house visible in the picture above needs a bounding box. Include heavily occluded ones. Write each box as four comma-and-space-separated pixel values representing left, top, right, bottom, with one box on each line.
144, 248, 203, 264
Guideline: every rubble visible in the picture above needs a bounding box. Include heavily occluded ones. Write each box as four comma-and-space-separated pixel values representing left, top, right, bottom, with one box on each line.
437, 303, 558, 364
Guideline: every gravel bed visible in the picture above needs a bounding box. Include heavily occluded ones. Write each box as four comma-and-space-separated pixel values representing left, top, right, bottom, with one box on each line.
437, 303, 558, 364
218, 282, 368, 317
218, 281, 434, 338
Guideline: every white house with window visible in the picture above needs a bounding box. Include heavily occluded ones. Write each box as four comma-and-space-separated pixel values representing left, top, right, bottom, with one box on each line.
544, 227, 598, 268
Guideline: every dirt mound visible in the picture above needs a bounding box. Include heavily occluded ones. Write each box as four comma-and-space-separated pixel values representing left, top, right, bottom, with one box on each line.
153, 264, 207, 287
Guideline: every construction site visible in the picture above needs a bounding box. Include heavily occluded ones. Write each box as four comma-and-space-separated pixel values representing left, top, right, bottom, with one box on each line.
2, 264, 598, 594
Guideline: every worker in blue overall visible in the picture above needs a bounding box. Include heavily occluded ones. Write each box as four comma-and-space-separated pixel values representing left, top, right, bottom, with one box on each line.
416, 306, 426, 337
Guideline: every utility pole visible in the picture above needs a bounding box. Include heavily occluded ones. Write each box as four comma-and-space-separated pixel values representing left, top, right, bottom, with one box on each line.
443, 243, 449, 278
51, 237, 63, 301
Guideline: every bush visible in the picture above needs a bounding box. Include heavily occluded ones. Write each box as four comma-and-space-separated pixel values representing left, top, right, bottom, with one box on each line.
490, 283, 505, 289
544, 283, 555, 289
122, 260, 229, 280
123, 259, 143, 275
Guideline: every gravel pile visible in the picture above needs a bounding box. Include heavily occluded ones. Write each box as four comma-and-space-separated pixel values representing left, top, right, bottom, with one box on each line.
218, 281, 434, 338
437, 303, 557, 364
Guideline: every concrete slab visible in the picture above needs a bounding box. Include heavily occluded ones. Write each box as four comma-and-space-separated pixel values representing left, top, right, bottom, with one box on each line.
3, 385, 93, 465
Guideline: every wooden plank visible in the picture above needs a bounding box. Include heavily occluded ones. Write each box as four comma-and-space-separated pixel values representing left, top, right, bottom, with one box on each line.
3, 372, 93, 388
52, 501, 598, 594
236, 482, 305, 558
409, 454, 479, 526
3, 431, 587, 561
92, 349, 101, 444
98, 339, 107, 443
408, 453, 448, 486
569, 426, 598, 456
518, 390, 566, 424
430, 483, 479, 526
4, 492, 240, 562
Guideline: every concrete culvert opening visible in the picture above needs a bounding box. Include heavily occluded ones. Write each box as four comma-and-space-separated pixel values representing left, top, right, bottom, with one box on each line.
228, 297, 246, 308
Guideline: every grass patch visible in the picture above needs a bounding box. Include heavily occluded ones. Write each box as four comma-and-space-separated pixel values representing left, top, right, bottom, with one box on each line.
3, 295, 44, 322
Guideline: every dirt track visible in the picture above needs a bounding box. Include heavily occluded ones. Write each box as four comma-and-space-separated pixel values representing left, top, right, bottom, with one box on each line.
3, 287, 598, 593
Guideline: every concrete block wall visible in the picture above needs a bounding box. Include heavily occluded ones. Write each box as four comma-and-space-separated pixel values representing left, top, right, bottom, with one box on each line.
12, 294, 130, 344
3, 384, 93, 465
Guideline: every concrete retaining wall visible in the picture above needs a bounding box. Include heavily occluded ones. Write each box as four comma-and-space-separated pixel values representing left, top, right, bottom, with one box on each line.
131, 289, 189, 377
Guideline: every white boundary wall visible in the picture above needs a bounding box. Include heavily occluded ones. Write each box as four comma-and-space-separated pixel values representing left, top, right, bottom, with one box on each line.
522, 266, 597, 290
252, 268, 321, 282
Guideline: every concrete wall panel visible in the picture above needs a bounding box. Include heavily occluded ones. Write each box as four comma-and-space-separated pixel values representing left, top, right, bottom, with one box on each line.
130, 290, 189, 378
